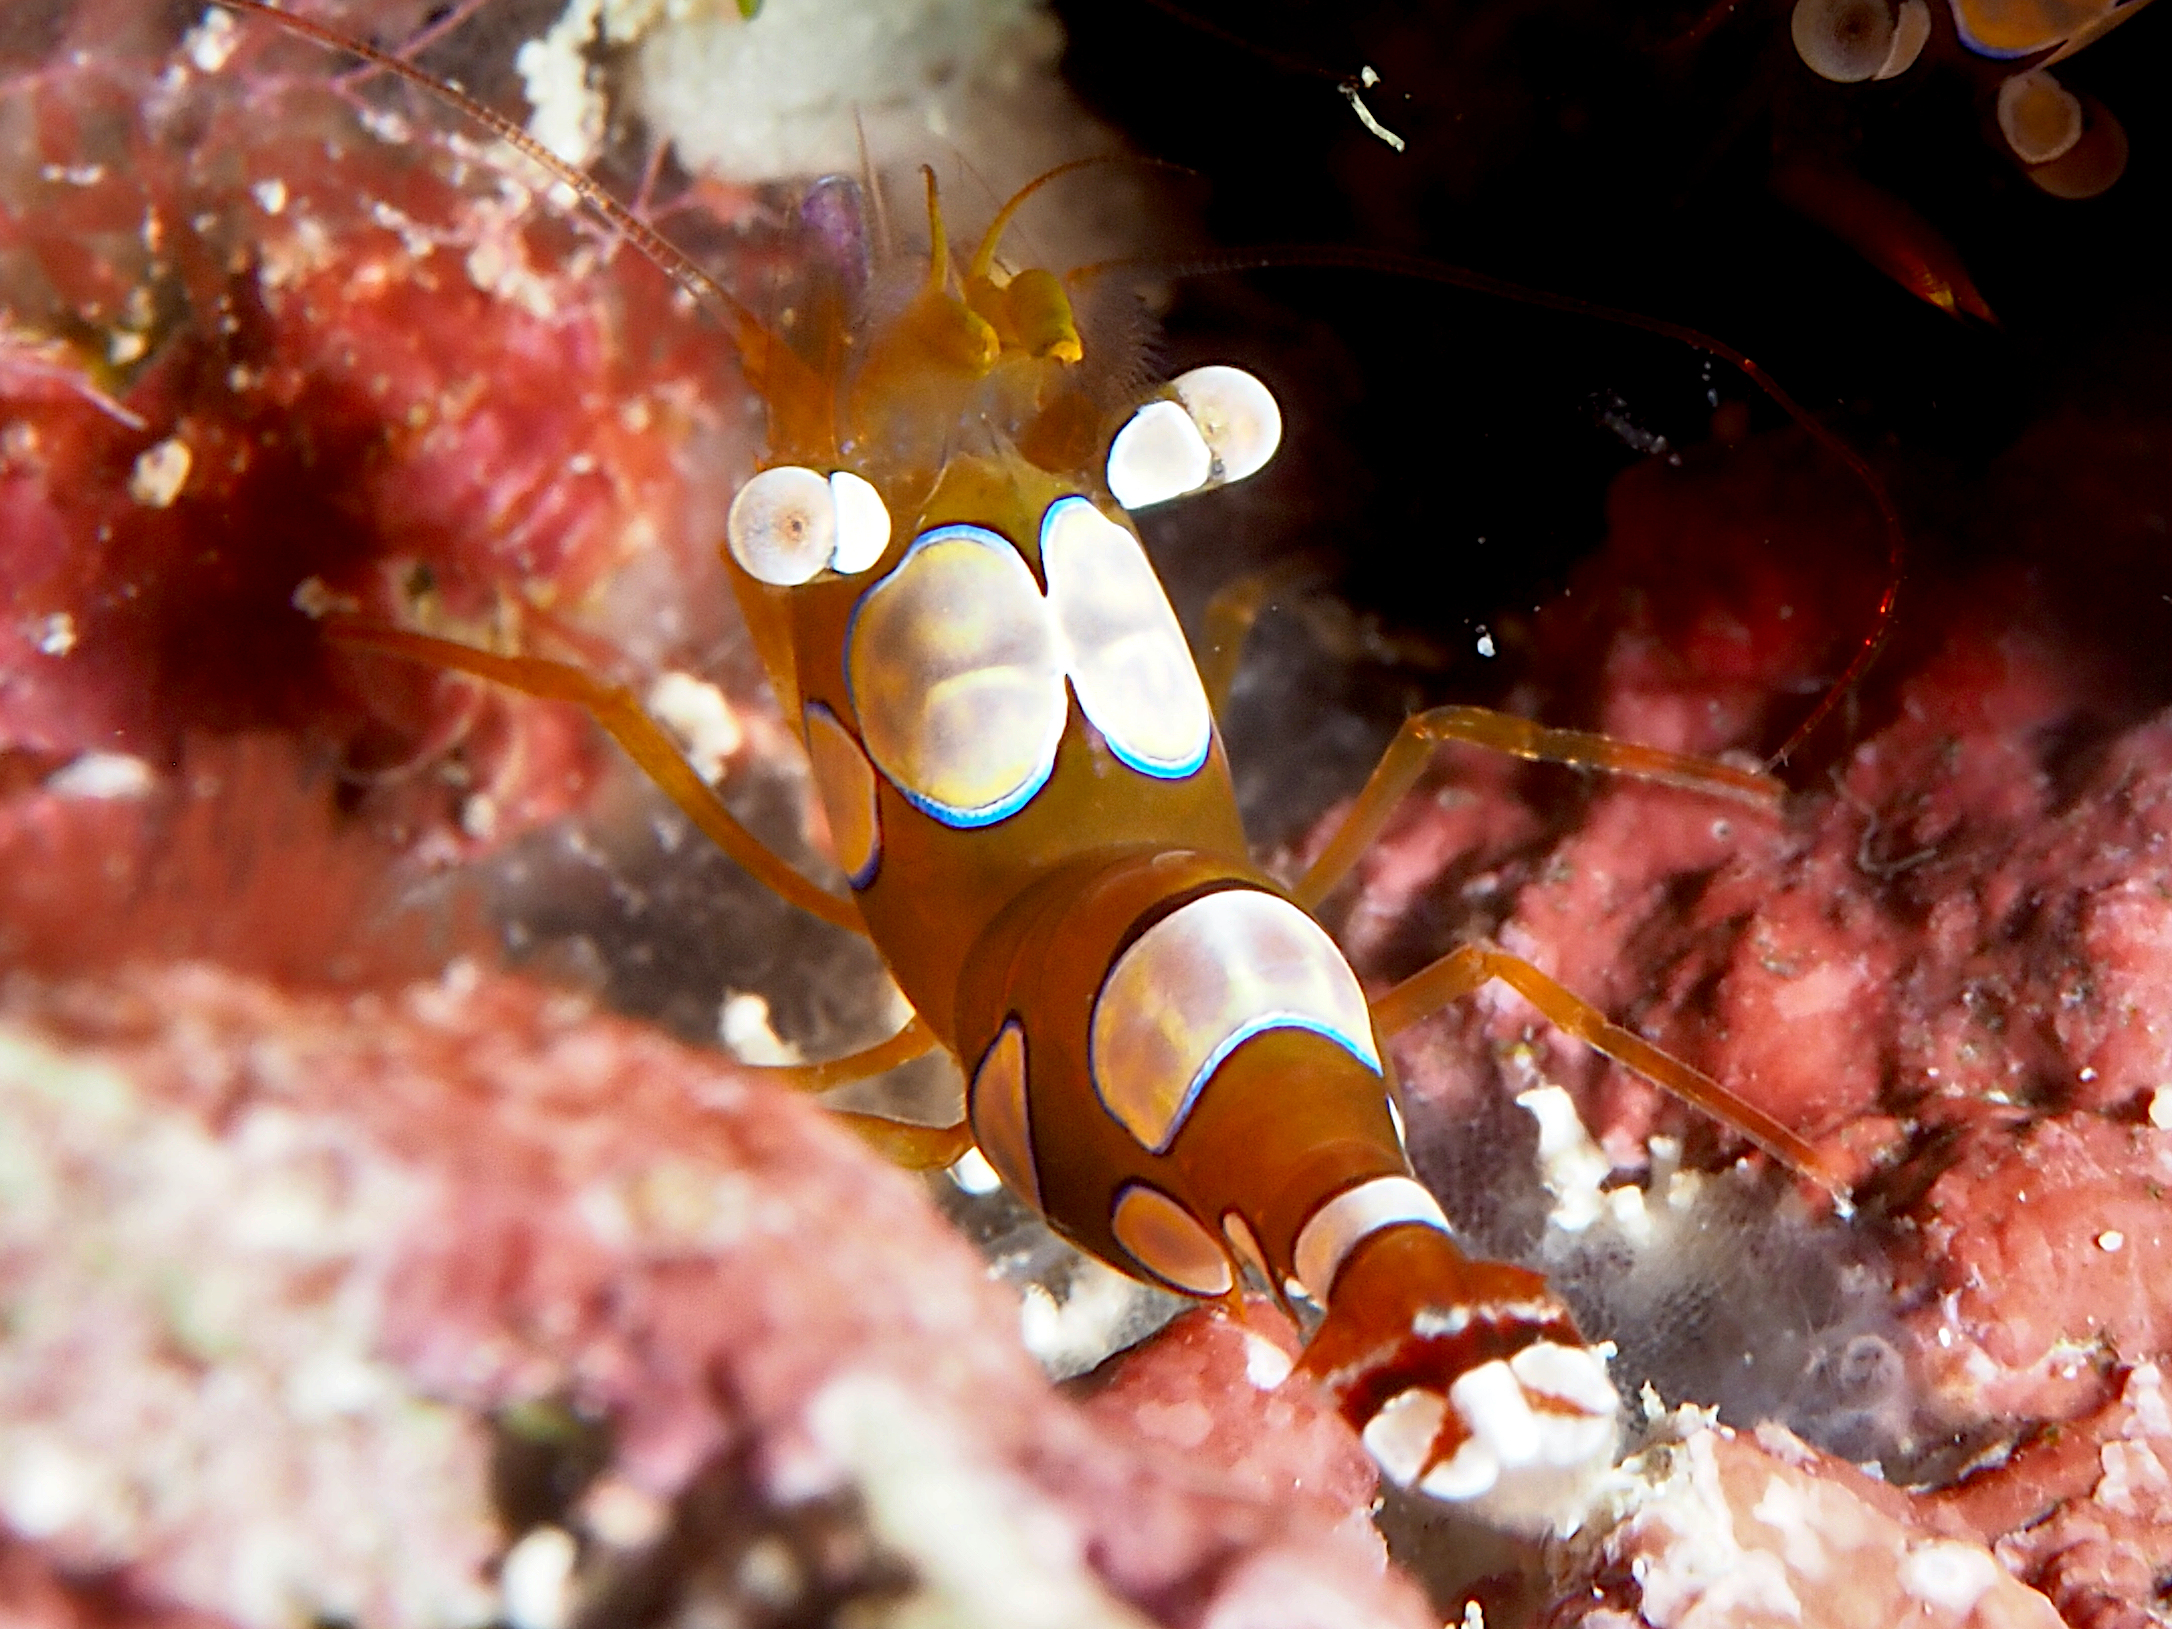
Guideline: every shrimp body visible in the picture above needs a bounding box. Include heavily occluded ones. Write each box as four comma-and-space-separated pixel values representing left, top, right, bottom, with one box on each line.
220, 0, 1838, 1533
716, 177, 1621, 1525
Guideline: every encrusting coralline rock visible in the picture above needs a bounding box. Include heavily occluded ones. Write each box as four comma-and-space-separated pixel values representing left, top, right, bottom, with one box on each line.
8, 3, 2172, 1627
1334, 383, 2172, 1623
0, 961, 1434, 1629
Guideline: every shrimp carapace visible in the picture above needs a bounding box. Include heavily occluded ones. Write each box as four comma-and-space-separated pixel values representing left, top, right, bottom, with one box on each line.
215, 0, 1852, 1536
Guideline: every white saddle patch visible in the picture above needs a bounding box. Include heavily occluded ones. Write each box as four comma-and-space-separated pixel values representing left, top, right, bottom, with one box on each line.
1089, 890, 1381, 1154
1360, 1341, 1621, 1536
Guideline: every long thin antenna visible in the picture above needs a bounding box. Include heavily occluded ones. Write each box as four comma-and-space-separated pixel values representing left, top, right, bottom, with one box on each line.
1124, 243, 1905, 766
209, 0, 770, 354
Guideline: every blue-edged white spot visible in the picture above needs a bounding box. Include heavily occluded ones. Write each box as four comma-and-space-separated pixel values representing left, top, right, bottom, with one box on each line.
1040, 497, 1211, 781
968, 1020, 1039, 1208
802, 702, 881, 889
1089, 889, 1381, 1155
845, 525, 1067, 829
1111, 1182, 1233, 1298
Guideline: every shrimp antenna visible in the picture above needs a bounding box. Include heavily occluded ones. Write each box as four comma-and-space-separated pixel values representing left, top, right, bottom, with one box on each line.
207, 0, 772, 360
1094, 242, 1904, 767
964, 155, 1195, 283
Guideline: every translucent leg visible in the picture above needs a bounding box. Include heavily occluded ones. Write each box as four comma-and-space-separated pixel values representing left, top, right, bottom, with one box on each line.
1194, 556, 1318, 718
759, 1017, 969, 1169
1293, 705, 1784, 909
1371, 939, 1849, 1205
328, 621, 866, 936
829, 1114, 975, 1171
743, 1017, 940, 1093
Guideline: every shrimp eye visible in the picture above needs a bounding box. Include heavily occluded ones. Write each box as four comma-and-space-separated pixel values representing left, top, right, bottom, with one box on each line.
1105, 366, 1281, 511
1173, 365, 1282, 487
827, 470, 893, 574
1791, 0, 1928, 81
1998, 70, 2083, 165
727, 466, 893, 585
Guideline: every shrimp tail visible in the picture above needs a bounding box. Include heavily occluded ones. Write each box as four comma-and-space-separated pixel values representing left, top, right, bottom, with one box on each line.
1296, 1224, 1621, 1534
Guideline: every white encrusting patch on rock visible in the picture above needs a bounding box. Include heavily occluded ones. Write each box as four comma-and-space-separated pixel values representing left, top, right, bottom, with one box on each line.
499, 1525, 579, 1629
648, 672, 743, 785
45, 752, 156, 801
805, 1373, 1155, 1629
1896, 1541, 2000, 1615
1240, 1330, 1294, 1390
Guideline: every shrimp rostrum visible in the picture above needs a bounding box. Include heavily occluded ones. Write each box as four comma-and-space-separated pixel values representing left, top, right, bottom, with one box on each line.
239, 0, 1853, 1538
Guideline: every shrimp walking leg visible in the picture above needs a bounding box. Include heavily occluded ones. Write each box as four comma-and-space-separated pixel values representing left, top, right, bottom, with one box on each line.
327, 622, 867, 936
739, 1017, 941, 1094
828, 1115, 975, 1170
1193, 557, 1318, 716
1293, 705, 1786, 909
1371, 939, 1849, 1201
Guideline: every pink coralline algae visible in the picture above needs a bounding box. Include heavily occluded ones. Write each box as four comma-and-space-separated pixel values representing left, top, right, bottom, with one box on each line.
1, 0, 757, 861
0, 962, 1428, 1629
5, 6, 2172, 1629
1329, 382, 2172, 1622
1550, 1414, 2065, 1629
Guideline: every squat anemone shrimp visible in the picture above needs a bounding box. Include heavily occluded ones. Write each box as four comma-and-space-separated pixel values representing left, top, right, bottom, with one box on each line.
1790, 0, 2144, 197
78, 0, 1889, 1543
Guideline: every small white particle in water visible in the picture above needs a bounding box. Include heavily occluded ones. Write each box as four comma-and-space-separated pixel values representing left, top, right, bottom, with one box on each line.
1461, 1601, 1487, 1629
578, 1478, 668, 1550
2099, 1230, 2125, 1252
500, 1526, 578, 1629
2079, 1065, 2099, 1083
460, 793, 500, 842
947, 1147, 1002, 1195
736, 1536, 804, 1608
1896, 1541, 1998, 1615
1241, 1330, 1294, 1390
252, 177, 289, 215
718, 991, 800, 1066
183, 7, 239, 72
647, 671, 743, 784
107, 330, 148, 366
33, 612, 76, 656
515, 0, 609, 167
46, 752, 155, 801
128, 437, 192, 508
2151, 1085, 2172, 1128
0, 1438, 95, 1537
1476, 628, 1497, 658
289, 576, 358, 619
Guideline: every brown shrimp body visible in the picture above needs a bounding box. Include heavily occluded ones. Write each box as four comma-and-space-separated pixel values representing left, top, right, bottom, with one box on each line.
719, 228, 1421, 1289
228, 0, 1870, 1534
705, 179, 1627, 1523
